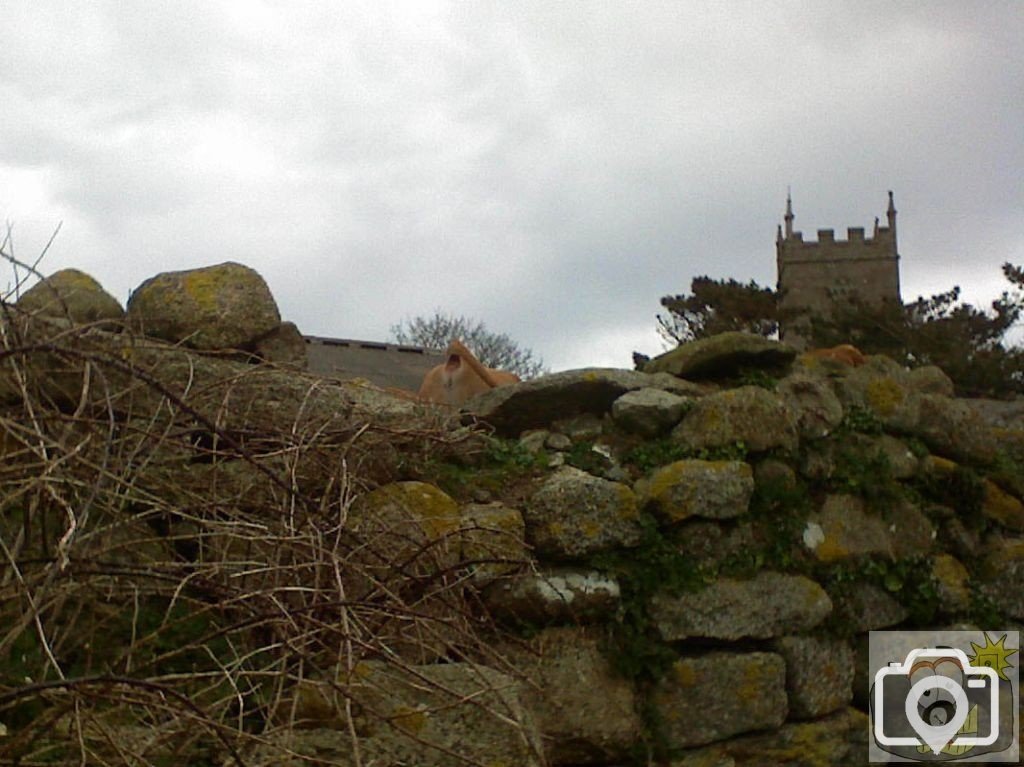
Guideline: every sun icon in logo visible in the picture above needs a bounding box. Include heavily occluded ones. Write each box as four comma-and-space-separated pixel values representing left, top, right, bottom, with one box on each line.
967, 632, 1018, 681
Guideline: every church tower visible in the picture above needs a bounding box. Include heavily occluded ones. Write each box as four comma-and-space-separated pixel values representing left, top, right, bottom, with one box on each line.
776, 192, 902, 348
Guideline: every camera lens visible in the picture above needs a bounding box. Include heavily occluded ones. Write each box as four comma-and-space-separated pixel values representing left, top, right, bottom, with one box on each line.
922, 699, 956, 727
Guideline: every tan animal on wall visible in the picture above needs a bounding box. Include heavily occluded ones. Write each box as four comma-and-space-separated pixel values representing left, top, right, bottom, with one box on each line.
805, 343, 867, 367
418, 339, 520, 406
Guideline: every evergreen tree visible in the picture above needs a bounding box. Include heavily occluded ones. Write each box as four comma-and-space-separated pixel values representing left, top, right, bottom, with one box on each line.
652, 265, 1024, 397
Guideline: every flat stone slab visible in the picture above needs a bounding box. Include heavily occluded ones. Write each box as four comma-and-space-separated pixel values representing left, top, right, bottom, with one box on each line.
483, 569, 620, 624
645, 332, 797, 380
650, 571, 832, 641
466, 368, 705, 436
653, 651, 787, 748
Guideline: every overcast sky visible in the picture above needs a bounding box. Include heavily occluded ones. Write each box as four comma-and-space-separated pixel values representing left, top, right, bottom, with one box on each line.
2, 1, 1022, 371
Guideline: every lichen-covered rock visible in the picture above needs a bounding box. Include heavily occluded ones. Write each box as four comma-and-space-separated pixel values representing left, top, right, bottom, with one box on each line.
644, 332, 797, 380
991, 428, 1024, 498
873, 434, 920, 479
519, 429, 551, 453
923, 455, 1024, 530
920, 453, 958, 477
803, 495, 934, 563
979, 538, 1024, 619
466, 368, 705, 436
672, 386, 799, 453
832, 359, 985, 463
774, 636, 854, 719
353, 661, 544, 754
525, 467, 643, 559
252, 320, 308, 368
777, 373, 844, 440
496, 627, 641, 764
966, 398, 1024, 429
126, 261, 281, 350
545, 431, 573, 450
906, 365, 955, 396
828, 582, 908, 632
832, 359, 921, 433
637, 459, 754, 524
669, 519, 763, 572
932, 553, 971, 615
650, 571, 832, 641
459, 501, 527, 584
264, 661, 544, 766
346, 482, 464, 661
888, 499, 936, 558
349, 481, 461, 572
653, 652, 787, 748
483, 569, 620, 624
799, 443, 836, 481
753, 457, 798, 490
943, 516, 983, 561
670, 707, 867, 767
611, 387, 692, 437
982, 477, 1024, 531
17, 268, 124, 324
911, 393, 998, 465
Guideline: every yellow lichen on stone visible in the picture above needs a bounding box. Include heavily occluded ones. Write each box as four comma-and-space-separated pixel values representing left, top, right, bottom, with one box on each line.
932, 554, 970, 612
183, 268, 227, 312
546, 520, 567, 538
673, 661, 698, 687
748, 709, 868, 766
645, 461, 687, 502
982, 478, 1024, 530
57, 269, 104, 291
291, 679, 341, 725
615, 484, 639, 518
737, 662, 765, 703
648, 460, 733, 502
459, 503, 526, 582
865, 377, 905, 417
389, 705, 428, 735
813, 535, 849, 563
376, 482, 460, 541
980, 540, 1024, 580
923, 455, 958, 475
18, 268, 124, 322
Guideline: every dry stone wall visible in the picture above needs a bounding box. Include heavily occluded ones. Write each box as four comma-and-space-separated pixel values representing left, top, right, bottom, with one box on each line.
3, 269, 1024, 766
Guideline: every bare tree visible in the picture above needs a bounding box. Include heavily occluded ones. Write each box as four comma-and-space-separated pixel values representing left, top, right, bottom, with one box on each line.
391, 311, 547, 379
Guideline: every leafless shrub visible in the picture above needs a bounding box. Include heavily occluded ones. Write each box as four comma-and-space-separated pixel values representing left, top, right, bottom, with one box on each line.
0, 245, 538, 766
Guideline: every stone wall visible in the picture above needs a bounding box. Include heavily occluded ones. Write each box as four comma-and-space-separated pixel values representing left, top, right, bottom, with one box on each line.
3, 267, 1022, 766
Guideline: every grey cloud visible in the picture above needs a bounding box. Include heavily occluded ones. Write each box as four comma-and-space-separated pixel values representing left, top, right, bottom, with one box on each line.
1, 1, 1021, 369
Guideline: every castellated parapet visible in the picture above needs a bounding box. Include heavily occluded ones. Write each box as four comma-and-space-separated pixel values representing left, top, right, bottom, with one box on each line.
776, 191, 902, 348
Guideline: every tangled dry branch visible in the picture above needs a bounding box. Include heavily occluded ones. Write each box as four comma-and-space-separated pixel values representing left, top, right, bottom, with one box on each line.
0, 255, 537, 765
